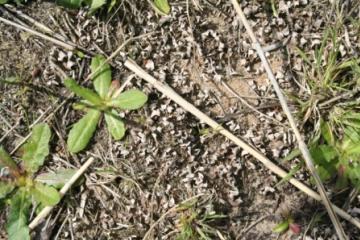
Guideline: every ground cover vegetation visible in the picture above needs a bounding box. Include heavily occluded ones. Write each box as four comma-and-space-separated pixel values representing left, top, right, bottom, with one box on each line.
0, 0, 359, 239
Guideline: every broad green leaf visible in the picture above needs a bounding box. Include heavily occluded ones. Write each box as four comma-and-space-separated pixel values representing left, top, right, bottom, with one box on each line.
110, 89, 147, 110
88, 0, 106, 12
21, 123, 51, 174
319, 145, 337, 162
343, 120, 360, 130
67, 109, 101, 153
64, 78, 103, 106
315, 165, 332, 182
311, 145, 337, 164
0, 0, 8, 4
0, 181, 14, 199
341, 130, 356, 151
6, 191, 31, 240
90, 55, 111, 98
343, 112, 360, 120
348, 166, 360, 189
56, 0, 82, 8
152, 0, 170, 15
35, 169, 77, 189
345, 144, 360, 156
108, 0, 117, 12
31, 182, 60, 206
273, 221, 289, 233
105, 110, 125, 140
341, 127, 360, 155
0, 146, 19, 174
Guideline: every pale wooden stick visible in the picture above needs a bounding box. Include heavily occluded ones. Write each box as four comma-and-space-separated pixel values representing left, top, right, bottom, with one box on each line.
0, 16, 75, 51
124, 58, 360, 230
230, 0, 347, 239
4, 4, 58, 37
29, 157, 95, 230
0, 16, 93, 56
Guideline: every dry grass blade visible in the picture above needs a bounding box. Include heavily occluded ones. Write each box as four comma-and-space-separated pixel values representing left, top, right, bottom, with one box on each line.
0, 16, 75, 51
142, 194, 206, 240
29, 157, 95, 230
124, 58, 360, 230
230, 0, 347, 239
4, 4, 53, 35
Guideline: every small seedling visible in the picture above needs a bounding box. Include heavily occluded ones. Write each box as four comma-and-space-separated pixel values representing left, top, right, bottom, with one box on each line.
175, 198, 227, 240
311, 121, 360, 189
273, 217, 301, 235
0, 123, 74, 240
65, 55, 147, 153
283, 120, 360, 189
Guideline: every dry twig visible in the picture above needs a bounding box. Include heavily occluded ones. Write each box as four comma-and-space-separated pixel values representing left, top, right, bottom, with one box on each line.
29, 157, 95, 230
0, 16, 75, 51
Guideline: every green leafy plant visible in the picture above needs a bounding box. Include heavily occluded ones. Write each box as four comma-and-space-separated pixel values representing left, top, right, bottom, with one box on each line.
311, 121, 360, 189
283, 119, 360, 190
65, 55, 147, 153
175, 198, 227, 240
0, 123, 71, 240
293, 28, 360, 125
57, 0, 170, 14
285, 25, 360, 190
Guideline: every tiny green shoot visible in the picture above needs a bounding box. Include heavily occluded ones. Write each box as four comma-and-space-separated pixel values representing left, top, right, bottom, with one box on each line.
175, 198, 227, 240
273, 217, 301, 235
